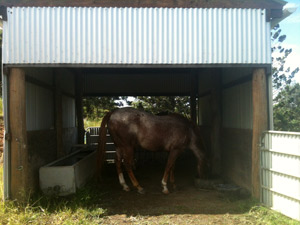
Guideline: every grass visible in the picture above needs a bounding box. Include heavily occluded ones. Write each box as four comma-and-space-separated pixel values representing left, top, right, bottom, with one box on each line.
84, 118, 101, 129
0, 164, 106, 224
0, 163, 299, 224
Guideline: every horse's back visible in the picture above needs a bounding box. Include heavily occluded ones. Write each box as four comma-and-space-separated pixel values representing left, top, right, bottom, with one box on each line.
108, 108, 192, 151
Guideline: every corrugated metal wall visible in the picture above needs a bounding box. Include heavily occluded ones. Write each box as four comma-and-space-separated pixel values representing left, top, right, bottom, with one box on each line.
261, 131, 300, 221
62, 95, 76, 128
222, 68, 253, 129
198, 68, 253, 129
26, 82, 54, 131
222, 82, 253, 129
3, 7, 271, 65
25, 68, 76, 131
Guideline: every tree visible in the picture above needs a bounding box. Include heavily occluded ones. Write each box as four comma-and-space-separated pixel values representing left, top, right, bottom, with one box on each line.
273, 83, 300, 132
82, 96, 122, 120
128, 96, 191, 117
271, 24, 300, 132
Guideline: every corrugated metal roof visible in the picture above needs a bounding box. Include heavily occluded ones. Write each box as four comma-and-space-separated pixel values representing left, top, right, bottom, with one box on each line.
2, 7, 271, 65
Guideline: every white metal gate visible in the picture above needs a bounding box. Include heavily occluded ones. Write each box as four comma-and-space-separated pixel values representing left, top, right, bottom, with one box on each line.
260, 131, 300, 221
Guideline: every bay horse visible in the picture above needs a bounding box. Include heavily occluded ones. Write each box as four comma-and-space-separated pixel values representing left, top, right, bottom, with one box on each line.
97, 107, 209, 194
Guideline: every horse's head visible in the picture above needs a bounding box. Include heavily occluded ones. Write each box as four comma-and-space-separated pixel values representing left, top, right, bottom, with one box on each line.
192, 125, 212, 179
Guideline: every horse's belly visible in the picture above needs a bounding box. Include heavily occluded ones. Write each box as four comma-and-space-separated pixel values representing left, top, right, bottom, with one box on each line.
139, 135, 183, 152
138, 137, 165, 151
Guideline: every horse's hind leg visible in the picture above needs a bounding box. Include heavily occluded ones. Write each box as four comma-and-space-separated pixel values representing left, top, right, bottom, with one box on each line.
115, 151, 130, 192
123, 151, 145, 194
170, 164, 176, 191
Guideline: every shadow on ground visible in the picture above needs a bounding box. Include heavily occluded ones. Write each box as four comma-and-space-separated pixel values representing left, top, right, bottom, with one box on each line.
93, 158, 255, 217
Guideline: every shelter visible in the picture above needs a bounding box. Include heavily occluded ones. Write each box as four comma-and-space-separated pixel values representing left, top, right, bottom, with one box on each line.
0, 0, 287, 200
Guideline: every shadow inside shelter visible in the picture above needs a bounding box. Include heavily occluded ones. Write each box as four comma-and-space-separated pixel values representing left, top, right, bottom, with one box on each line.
93, 156, 255, 217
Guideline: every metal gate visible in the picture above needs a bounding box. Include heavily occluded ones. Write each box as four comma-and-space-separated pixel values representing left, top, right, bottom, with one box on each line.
260, 131, 300, 221
86, 127, 116, 162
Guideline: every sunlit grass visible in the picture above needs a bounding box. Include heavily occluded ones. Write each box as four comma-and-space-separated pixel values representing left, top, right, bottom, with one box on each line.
0, 164, 106, 225
0, 164, 298, 224
84, 118, 101, 129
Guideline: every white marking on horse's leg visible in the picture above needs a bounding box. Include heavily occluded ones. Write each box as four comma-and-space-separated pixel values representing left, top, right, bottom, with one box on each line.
118, 173, 130, 192
161, 179, 169, 194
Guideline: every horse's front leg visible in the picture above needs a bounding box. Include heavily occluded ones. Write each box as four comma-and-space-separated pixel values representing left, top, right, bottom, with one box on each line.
161, 150, 179, 194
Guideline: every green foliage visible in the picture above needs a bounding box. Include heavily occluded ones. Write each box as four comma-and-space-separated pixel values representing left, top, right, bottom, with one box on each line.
247, 206, 299, 225
271, 24, 300, 132
82, 96, 122, 120
273, 83, 300, 132
83, 96, 192, 123
0, 165, 106, 224
129, 96, 191, 118
271, 24, 299, 94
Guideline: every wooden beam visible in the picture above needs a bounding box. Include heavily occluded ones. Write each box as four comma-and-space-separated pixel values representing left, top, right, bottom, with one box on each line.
75, 73, 85, 144
222, 74, 252, 90
9, 68, 29, 200
210, 69, 222, 175
54, 72, 64, 158
252, 68, 268, 199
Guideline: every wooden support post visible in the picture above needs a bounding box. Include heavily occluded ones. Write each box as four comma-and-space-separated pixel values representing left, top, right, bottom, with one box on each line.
9, 68, 29, 200
211, 69, 222, 175
252, 68, 268, 199
54, 72, 64, 158
75, 73, 85, 144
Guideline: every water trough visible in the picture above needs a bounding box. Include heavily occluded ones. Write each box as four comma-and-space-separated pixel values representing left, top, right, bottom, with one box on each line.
39, 148, 97, 196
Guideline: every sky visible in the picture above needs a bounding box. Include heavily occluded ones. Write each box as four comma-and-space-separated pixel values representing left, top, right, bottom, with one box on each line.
278, 0, 300, 83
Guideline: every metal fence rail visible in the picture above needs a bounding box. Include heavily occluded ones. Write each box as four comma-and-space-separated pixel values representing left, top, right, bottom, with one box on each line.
86, 127, 115, 162
260, 131, 300, 221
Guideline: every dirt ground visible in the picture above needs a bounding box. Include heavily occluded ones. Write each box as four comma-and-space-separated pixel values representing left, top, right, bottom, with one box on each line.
96, 158, 255, 225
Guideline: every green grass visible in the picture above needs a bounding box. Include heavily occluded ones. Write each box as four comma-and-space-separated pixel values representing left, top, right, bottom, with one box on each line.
0, 165, 106, 225
245, 206, 300, 225
0, 164, 299, 225
84, 118, 101, 129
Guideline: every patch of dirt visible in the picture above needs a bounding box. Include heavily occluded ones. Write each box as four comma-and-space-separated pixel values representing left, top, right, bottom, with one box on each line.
96, 159, 255, 224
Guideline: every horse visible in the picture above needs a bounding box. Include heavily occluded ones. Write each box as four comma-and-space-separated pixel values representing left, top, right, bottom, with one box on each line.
97, 107, 209, 194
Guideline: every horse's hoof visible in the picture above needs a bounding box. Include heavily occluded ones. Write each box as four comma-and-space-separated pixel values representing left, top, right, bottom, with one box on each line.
138, 188, 146, 194
123, 186, 130, 192
162, 189, 170, 194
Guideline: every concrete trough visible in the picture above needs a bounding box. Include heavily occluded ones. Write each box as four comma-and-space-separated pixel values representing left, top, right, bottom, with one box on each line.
39, 149, 97, 196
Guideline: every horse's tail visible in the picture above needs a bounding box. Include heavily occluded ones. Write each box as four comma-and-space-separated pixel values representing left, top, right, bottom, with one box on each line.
96, 111, 113, 178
